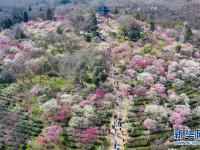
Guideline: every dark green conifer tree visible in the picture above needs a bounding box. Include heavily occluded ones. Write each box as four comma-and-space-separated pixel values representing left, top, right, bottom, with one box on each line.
23, 11, 29, 22
46, 8, 54, 20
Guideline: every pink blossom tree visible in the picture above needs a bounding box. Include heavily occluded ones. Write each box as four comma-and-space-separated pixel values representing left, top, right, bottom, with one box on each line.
52, 105, 71, 122
153, 83, 165, 94
152, 59, 166, 76
111, 44, 131, 53
169, 105, 191, 129
36, 125, 62, 146
46, 125, 62, 142
194, 50, 200, 58
169, 112, 185, 125
166, 73, 176, 81
130, 58, 149, 69
79, 100, 94, 108
77, 128, 99, 148
144, 118, 157, 130
94, 89, 106, 98
130, 87, 147, 96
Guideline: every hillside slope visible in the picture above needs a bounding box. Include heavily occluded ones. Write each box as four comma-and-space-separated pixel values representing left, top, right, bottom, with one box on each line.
0, 7, 200, 150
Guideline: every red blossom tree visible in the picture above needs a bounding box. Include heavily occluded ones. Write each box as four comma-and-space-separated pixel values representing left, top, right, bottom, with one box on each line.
52, 105, 71, 122
95, 89, 106, 98
77, 128, 99, 147
130, 58, 149, 69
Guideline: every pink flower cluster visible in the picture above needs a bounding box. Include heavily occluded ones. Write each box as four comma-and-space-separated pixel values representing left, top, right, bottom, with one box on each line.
17, 43, 25, 50
29, 84, 43, 96
152, 59, 166, 68
94, 89, 106, 98
175, 106, 191, 117
180, 48, 193, 57
26, 20, 34, 26
144, 118, 157, 130
152, 59, 166, 76
165, 37, 174, 45
169, 106, 191, 128
46, 125, 62, 141
173, 125, 190, 130
143, 75, 154, 86
0, 56, 4, 61
119, 51, 131, 62
153, 83, 165, 94
37, 125, 62, 145
79, 100, 93, 108
169, 112, 185, 125
78, 128, 99, 145
130, 87, 147, 96
79, 89, 106, 107
166, 73, 176, 81
194, 50, 200, 58
52, 105, 71, 121
130, 58, 149, 69
112, 44, 131, 53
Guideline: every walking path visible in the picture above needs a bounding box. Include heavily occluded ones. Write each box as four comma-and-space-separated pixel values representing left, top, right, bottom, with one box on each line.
112, 71, 124, 150
106, 42, 128, 150
97, 16, 129, 150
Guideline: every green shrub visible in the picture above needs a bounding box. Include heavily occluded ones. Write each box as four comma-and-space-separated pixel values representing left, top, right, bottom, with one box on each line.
118, 22, 141, 41
0, 70, 15, 83
147, 18, 155, 31
101, 118, 110, 124
141, 44, 152, 55
175, 44, 181, 52
60, 0, 70, 4
185, 25, 193, 42
112, 7, 119, 14
46, 8, 54, 20
87, 66, 107, 86
91, 31, 100, 37
106, 111, 113, 117
133, 140, 149, 147
23, 11, 29, 22
102, 82, 113, 92
56, 26, 64, 34
15, 29, 26, 39
109, 32, 117, 37
84, 34, 92, 42
1, 18, 13, 29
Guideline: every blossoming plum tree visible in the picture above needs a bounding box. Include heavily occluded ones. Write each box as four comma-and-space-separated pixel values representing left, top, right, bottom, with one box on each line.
144, 118, 158, 130
77, 128, 99, 148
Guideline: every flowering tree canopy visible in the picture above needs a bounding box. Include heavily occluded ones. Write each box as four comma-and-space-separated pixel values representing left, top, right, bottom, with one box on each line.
52, 104, 71, 121
144, 118, 157, 130
77, 128, 99, 146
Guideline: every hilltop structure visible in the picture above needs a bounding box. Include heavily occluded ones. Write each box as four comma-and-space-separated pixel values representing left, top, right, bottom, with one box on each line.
96, 5, 110, 16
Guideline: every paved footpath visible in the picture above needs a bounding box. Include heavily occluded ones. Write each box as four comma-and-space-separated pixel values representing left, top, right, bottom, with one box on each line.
97, 16, 129, 150
111, 69, 126, 150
